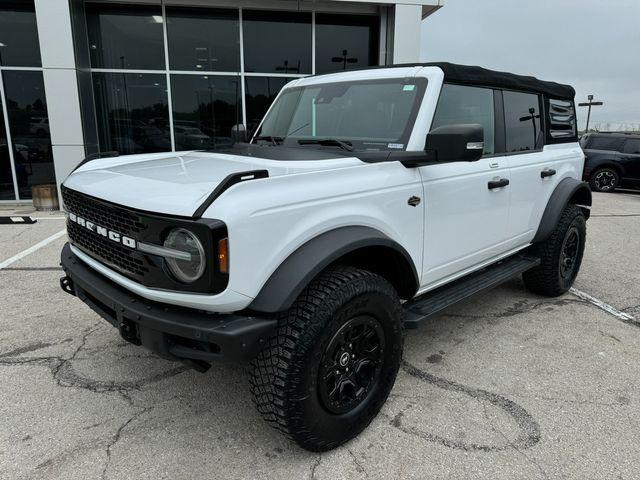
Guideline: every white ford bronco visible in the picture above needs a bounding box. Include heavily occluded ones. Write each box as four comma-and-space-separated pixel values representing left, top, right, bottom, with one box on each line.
59, 63, 591, 451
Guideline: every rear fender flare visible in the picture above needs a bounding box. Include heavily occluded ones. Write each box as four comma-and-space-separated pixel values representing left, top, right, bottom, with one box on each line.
532, 178, 592, 243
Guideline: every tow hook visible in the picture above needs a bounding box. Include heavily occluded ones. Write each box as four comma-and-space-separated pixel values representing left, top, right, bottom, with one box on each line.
60, 275, 76, 296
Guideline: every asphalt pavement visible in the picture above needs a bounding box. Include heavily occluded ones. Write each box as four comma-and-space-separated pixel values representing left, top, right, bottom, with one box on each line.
1, 191, 639, 480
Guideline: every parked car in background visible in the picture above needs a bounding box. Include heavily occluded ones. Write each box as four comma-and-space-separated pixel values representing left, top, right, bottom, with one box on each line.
581, 132, 640, 192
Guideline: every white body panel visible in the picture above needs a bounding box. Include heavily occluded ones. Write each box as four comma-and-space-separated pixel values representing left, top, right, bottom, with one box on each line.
61, 66, 585, 313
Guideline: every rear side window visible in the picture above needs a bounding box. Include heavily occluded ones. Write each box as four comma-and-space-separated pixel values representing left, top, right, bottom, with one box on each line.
622, 138, 640, 154
431, 84, 495, 155
588, 136, 623, 151
503, 91, 542, 153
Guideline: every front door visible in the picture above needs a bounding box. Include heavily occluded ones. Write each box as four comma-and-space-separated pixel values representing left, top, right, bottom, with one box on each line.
420, 84, 511, 288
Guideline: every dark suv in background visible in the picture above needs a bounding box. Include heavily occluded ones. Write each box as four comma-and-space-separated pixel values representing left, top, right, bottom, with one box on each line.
581, 132, 640, 192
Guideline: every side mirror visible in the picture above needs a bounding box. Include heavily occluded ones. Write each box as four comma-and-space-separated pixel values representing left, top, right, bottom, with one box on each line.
426, 124, 484, 163
231, 124, 248, 144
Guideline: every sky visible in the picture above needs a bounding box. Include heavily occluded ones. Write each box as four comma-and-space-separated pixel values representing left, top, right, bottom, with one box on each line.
420, 0, 640, 131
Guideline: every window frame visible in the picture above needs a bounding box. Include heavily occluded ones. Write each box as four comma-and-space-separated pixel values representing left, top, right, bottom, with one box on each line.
431, 82, 499, 158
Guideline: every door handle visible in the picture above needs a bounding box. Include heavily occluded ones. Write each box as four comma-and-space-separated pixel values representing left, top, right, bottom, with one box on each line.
540, 168, 556, 178
488, 178, 509, 189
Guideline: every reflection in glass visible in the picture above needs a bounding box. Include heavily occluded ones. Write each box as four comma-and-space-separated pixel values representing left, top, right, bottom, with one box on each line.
92, 73, 170, 155
2, 71, 55, 199
256, 79, 426, 151
431, 84, 495, 155
503, 91, 542, 153
243, 10, 311, 74
166, 7, 240, 72
86, 3, 165, 70
0, 93, 16, 200
244, 77, 292, 137
0, 0, 41, 67
171, 75, 240, 151
315, 14, 379, 74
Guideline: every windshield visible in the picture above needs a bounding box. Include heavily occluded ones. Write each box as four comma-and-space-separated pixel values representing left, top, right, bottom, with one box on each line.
253, 78, 427, 151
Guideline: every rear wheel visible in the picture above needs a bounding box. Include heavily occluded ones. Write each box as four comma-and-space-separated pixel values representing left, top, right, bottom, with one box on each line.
523, 204, 586, 296
589, 167, 619, 192
249, 266, 403, 451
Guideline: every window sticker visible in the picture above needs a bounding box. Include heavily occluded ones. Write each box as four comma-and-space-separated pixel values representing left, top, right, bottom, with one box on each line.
403, 85, 416, 92
388, 143, 404, 149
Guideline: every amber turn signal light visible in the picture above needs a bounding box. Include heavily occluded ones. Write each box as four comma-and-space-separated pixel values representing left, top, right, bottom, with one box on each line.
218, 238, 229, 274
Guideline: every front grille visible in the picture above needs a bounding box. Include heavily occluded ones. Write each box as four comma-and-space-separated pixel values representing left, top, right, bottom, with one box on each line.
62, 187, 147, 237
62, 188, 149, 279
67, 221, 148, 278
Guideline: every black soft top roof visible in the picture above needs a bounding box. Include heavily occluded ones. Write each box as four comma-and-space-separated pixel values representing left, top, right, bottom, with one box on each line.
383, 62, 575, 100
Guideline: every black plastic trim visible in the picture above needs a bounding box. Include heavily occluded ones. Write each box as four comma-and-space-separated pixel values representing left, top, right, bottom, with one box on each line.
533, 178, 592, 243
60, 243, 276, 364
192, 169, 268, 219
249, 226, 419, 313
72, 151, 119, 173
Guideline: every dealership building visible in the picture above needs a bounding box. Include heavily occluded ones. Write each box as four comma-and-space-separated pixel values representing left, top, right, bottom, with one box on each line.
0, 0, 442, 204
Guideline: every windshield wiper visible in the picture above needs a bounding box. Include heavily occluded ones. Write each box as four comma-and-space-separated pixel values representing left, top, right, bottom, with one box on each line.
297, 138, 354, 152
253, 135, 283, 146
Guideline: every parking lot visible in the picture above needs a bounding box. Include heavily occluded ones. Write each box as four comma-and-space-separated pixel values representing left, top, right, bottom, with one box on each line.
1, 191, 639, 480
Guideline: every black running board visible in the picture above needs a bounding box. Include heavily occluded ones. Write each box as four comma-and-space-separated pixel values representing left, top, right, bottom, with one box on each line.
403, 255, 540, 329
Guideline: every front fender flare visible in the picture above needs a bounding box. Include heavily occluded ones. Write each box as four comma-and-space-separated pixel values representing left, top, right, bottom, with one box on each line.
532, 177, 592, 243
248, 226, 418, 313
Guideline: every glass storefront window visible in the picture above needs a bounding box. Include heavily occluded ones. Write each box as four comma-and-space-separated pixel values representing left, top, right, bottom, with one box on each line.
171, 75, 241, 151
0, 94, 15, 200
2, 71, 55, 199
92, 72, 170, 155
242, 10, 311, 74
0, 0, 41, 67
244, 77, 293, 137
166, 7, 240, 72
86, 3, 165, 70
315, 14, 379, 75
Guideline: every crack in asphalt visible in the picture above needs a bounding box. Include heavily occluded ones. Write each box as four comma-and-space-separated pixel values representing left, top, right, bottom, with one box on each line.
390, 361, 541, 452
309, 453, 322, 480
347, 448, 367, 476
481, 403, 549, 479
101, 405, 153, 480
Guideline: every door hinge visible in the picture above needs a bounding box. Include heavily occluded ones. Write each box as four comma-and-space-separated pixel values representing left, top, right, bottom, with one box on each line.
408, 196, 421, 207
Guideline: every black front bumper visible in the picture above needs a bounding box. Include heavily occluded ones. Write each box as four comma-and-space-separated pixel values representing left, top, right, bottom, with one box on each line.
60, 243, 276, 368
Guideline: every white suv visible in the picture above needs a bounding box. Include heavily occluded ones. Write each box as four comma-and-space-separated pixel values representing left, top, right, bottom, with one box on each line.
59, 63, 591, 451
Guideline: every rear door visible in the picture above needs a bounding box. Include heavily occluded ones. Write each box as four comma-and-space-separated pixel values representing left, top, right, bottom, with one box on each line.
502, 90, 559, 245
419, 84, 511, 287
620, 138, 640, 184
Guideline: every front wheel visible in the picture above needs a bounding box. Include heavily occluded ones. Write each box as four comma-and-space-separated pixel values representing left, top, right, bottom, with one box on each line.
249, 266, 403, 451
523, 204, 587, 296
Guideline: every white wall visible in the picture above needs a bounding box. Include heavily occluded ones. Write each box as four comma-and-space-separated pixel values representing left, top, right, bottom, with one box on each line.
392, 4, 423, 64
34, 0, 87, 203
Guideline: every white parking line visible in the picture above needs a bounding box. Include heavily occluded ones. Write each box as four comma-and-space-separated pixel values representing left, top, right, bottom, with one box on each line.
569, 287, 636, 322
0, 230, 67, 270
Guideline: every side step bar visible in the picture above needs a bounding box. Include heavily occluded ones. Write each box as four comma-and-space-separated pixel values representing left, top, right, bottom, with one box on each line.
403, 255, 541, 329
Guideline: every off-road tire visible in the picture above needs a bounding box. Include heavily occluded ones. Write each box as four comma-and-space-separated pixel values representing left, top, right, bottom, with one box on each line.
523, 204, 586, 296
248, 265, 403, 451
589, 167, 619, 192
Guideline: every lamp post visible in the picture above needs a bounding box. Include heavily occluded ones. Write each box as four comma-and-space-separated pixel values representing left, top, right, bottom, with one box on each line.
578, 95, 603, 133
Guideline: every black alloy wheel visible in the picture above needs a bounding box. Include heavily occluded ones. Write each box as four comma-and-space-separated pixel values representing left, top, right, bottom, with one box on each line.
318, 315, 385, 415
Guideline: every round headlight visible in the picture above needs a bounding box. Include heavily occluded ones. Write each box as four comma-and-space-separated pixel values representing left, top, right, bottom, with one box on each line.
164, 228, 206, 283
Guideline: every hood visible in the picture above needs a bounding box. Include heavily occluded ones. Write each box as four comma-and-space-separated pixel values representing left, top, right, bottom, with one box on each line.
63, 147, 361, 217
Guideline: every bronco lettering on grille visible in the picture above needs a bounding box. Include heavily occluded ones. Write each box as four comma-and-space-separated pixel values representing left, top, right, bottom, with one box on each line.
67, 212, 137, 249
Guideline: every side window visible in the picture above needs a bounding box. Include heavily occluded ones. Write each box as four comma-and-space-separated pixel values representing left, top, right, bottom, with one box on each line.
503, 91, 542, 153
588, 136, 623, 152
622, 139, 640, 154
431, 84, 494, 155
